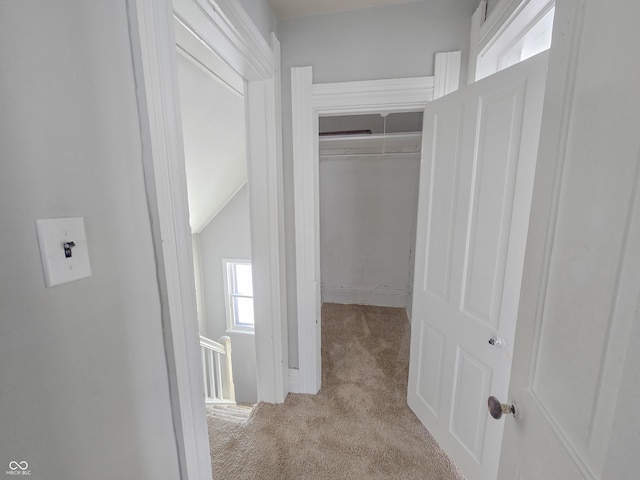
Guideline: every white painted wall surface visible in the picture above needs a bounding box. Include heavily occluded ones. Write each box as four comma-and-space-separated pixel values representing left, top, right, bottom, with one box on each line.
280, 0, 477, 367
0, 1, 180, 478
320, 155, 420, 307
238, 0, 278, 41
198, 185, 257, 403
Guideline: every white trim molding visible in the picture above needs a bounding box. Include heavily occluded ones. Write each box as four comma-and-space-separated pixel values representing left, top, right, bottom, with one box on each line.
433, 51, 461, 99
173, 0, 273, 81
291, 66, 320, 395
292, 66, 449, 395
127, 1, 211, 478
288, 368, 300, 394
246, 77, 287, 403
270, 32, 289, 397
467, 1, 487, 84
312, 77, 434, 115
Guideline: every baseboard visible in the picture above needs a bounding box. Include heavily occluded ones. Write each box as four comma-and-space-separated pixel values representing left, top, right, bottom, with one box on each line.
288, 368, 300, 394
322, 287, 408, 308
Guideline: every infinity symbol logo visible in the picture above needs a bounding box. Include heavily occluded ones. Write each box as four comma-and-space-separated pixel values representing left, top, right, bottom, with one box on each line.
8, 461, 28, 471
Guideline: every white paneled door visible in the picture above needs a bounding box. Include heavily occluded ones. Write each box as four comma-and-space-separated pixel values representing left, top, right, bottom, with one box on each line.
408, 52, 548, 480
497, 0, 640, 477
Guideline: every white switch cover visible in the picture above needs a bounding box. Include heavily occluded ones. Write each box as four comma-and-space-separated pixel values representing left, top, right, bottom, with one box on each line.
36, 217, 92, 287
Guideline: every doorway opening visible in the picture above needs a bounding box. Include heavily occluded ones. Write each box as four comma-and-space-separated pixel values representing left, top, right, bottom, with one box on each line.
129, 0, 286, 476
291, 63, 456, 395
318, 112, 423, 316
174, 18, 258, 408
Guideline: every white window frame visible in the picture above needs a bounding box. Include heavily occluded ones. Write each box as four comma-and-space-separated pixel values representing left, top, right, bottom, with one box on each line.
468, 0, 555, 82
223, 259, 255, 334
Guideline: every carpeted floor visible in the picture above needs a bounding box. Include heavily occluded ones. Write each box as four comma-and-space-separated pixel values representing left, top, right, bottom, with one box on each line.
207, 303, 465, 479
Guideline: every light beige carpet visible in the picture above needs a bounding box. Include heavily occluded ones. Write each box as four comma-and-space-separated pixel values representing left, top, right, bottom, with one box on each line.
207, 303, 465, 480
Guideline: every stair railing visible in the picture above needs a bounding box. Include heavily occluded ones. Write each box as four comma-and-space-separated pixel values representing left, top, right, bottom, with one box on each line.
199, 335, 236, 404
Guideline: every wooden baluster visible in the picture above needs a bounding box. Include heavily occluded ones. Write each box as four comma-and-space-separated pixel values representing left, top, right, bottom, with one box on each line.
201, 346, 209, 399
221, 336, 236, 403
207, 349, 216, 399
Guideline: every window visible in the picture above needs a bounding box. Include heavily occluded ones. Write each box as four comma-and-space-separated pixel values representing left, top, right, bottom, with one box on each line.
472, 0, 556, 81
223, 259, 254, 333
498, 6, 555, 71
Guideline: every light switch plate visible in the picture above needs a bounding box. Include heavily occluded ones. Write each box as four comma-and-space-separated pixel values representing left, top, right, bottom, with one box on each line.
36, 217, 92, 287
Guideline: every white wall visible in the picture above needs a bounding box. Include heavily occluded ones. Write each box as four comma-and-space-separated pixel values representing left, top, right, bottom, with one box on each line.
238, 0, 278, 41
320, 155, 420, 307
0, 1, 180, 479
198, 185, 257, 404
279, 0, 477, 367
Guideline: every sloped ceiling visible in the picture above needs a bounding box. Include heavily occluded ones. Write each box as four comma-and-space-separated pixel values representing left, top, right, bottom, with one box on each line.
176, 52, 247, 234
268, 0, 418, 19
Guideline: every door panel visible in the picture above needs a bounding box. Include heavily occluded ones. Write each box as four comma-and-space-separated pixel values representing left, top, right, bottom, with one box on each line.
415, 323, 446, 416
463, 86, 526, 329
450, 347, 492, 461
424, 105, 464, 302
498, 1, 640, 478
408, 52, 548, 480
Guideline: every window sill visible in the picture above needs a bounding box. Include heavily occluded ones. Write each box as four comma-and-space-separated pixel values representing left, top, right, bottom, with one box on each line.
225, 328, 255, 336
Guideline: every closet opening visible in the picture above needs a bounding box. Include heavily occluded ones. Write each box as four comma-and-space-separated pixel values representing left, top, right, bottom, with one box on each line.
318, 112, 423, 316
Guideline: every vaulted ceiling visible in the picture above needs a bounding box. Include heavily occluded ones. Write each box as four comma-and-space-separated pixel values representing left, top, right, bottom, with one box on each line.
176, 52, 247, 234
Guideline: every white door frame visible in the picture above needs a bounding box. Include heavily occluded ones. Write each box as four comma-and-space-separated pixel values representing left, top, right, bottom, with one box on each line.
127, 0, 286, 478
291, 53, 460, 394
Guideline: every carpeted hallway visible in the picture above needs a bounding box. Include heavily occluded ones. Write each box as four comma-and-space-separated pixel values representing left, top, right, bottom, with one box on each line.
206, 303, 465, 479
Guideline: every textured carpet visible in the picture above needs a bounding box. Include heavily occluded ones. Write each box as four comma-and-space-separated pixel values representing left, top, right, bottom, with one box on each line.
207, 303, 465, 480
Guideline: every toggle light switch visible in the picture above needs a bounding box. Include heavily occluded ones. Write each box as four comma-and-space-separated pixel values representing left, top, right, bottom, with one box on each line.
36, 217, 92, 287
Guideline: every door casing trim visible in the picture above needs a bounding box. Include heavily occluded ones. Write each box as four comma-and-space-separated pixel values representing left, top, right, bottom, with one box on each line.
291, 52, 460, 394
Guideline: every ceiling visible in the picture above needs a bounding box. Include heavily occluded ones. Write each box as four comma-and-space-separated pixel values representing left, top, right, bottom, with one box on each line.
267, 0, 419, 20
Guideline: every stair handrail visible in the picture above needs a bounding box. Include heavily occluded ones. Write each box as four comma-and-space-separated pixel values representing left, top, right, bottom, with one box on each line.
199, 335, 236, 404
199, 335, 225, 354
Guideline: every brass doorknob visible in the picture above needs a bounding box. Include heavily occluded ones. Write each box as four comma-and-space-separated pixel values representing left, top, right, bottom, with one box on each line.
488, 396, 515, 419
